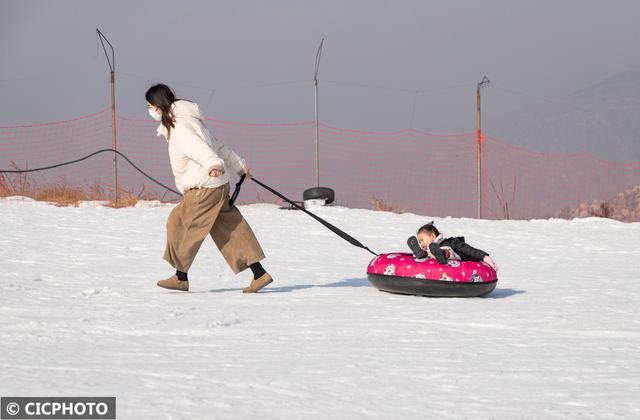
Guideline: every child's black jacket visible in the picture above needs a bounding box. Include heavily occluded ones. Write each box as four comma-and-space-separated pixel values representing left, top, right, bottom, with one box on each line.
429, 236, 489, 264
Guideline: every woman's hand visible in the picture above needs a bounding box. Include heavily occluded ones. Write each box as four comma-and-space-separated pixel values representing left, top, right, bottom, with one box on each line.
483, 255, 498, 272
209, 168, 225, 177
243, 167, 252, 180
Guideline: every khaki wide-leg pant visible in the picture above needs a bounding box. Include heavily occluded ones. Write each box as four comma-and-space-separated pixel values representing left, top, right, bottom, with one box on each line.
163, 183, 265, 274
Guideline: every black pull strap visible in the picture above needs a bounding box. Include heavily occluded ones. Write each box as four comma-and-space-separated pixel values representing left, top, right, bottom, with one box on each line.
251, 177, 378, 256
229, 174, 246, 206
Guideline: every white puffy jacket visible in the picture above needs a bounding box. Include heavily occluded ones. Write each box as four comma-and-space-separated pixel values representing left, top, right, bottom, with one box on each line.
156, 100, 247, 194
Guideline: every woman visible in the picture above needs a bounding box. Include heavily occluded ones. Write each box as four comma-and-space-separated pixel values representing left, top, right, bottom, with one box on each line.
146, 84, 273, 293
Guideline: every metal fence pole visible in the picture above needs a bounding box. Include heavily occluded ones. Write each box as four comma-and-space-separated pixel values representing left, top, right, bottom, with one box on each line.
97, 29, 118, 202
476, 76, 490, 218
314, 38, 324, 188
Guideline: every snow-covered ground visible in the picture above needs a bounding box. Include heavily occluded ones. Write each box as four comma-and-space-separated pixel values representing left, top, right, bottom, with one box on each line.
1, 196, 639, 419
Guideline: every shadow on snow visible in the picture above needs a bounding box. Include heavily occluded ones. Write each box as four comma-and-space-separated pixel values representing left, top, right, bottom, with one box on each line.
202, 278, 524, 298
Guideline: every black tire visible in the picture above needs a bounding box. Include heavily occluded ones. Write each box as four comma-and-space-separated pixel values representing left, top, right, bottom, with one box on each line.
303, 187, 335, 204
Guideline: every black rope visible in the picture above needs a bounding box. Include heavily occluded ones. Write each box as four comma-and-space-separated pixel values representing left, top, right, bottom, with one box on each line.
228, 174, 246, 206
251, 177, 378, 256
0, 150, 377, 256
0, 148, 182, 197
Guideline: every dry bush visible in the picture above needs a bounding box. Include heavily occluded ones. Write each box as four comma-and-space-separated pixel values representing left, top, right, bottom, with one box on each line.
33, 180, 87, 206
554, 185, 640, 222
88, 181, 107, 201
105, 184, 166, 208
597, 202, 613, 218
0, 173, 11, 196
105, 192, 139, 208
0, 167, 161, 209
0, 170, 88, 207
371, 195, 405, 214
0, 162, 34, 197
490, 176, 517, 220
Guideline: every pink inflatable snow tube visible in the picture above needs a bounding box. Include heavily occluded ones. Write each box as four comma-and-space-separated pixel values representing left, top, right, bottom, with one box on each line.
367, 253, 498, 297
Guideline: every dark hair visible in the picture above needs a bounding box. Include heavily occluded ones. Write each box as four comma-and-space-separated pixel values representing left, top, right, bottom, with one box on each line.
145, 84, 176, 137
417, 221, 439, 237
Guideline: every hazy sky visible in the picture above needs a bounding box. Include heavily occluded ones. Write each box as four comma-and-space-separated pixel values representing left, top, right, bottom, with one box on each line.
1, 0, 640, 133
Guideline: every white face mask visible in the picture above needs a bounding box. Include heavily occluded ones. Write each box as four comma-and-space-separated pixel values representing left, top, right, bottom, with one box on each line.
148, 107, 162, 121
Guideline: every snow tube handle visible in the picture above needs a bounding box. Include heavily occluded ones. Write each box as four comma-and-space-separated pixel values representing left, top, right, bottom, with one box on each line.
229, 174, 246, 206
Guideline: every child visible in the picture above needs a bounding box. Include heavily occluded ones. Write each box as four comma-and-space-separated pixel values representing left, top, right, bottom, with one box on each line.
407, 221, 498, 271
